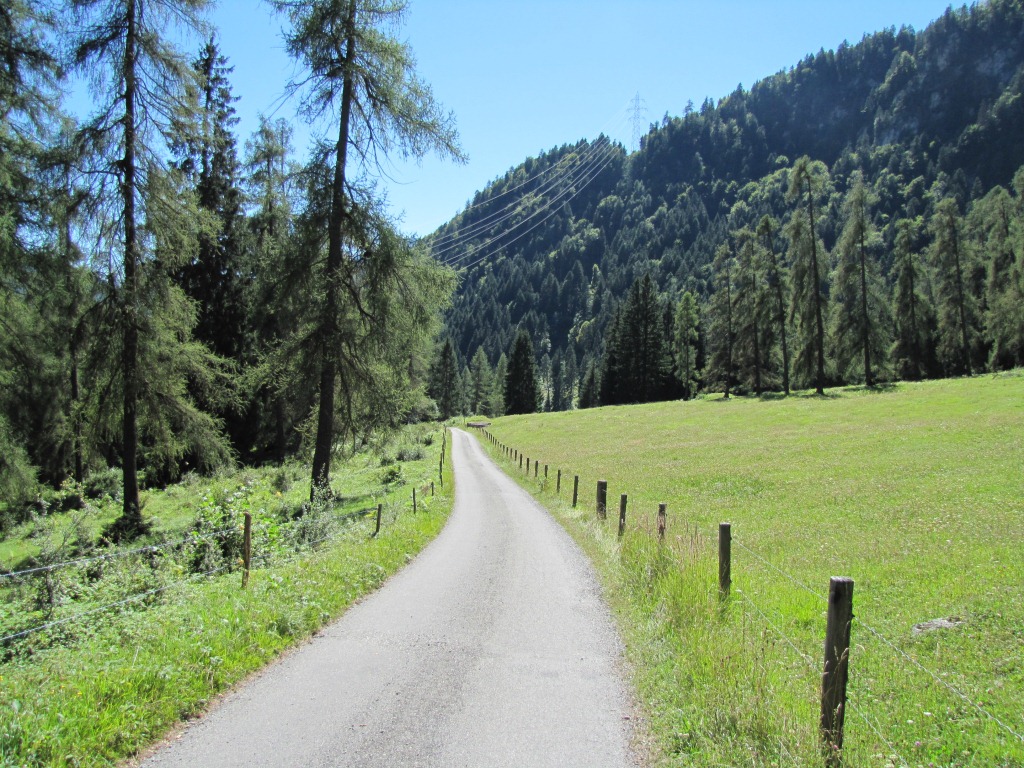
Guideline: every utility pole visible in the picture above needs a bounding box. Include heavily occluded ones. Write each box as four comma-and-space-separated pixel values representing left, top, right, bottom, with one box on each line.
630, 92, 648, 152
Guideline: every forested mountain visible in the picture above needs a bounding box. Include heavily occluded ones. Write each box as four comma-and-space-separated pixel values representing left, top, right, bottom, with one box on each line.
433, 0, 1024, 412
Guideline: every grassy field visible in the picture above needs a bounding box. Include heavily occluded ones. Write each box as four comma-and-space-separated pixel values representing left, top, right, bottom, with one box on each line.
478, 374, 1024, 767
0, 425, 453, 767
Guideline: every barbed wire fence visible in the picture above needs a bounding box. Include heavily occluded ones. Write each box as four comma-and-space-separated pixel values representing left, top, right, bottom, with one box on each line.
1, 475, 439, 657
478, 426, 1023, 765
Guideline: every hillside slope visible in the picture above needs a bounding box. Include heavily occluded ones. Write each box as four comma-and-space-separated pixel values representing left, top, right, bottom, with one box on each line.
431, 0, 1024, 399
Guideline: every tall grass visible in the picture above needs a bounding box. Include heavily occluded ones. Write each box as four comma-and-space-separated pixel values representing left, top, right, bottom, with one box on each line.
482, 375, 1024, 766
0, 426, 453, 767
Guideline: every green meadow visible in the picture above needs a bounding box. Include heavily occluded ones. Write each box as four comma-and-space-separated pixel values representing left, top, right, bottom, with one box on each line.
480, 373, 1024, 767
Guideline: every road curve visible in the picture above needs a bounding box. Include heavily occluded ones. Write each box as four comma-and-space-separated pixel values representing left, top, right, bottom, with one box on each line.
139, 428, 638, 767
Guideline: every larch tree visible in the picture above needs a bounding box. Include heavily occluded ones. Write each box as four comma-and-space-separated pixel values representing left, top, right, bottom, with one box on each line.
0, 0, 63, 508
829, 172, 890, 386
731, 227, 771, 395
786, 156, 830, 395
72, 0, 231, 539
269, 0, 463, 501
969, 182, 1024, 369
929, 197, 977, 376
890, 217, 933, 380
757, 215, 791, 394
469, 346, 492, 416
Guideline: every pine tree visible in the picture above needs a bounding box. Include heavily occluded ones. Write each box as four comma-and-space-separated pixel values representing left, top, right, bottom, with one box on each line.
504, 331, 539, 415
673, 291, 700, 400
170, 39, 245, 363
243, 117, 301, 461
578, 363, 599, 409
270, 0, 463, 500
891, 218, 934, 380
599, 308, 625, 405
929, 198, 978, 376
599, 276, 668, 405
705, 243, 736, 398
786, 156, 830, 394
429, 339, 458, 420
829, 172, 891, 385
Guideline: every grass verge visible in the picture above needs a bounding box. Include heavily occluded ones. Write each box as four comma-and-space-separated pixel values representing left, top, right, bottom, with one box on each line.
476, 375, 1024, 767
0, 425, 453, 767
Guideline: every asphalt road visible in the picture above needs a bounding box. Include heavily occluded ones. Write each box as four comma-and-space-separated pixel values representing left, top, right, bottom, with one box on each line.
139, 428, 638, 767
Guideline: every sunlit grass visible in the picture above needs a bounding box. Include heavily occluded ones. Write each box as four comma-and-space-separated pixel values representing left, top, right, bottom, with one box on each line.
0, 425, 453, 767
482, 373, 1024, 766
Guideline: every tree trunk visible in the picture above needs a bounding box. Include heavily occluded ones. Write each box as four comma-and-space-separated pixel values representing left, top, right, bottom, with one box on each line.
118, 0, 144, 537
805, 180, 826, 395
310, 0, 357, 503
750, 259, 762, 396
724, 269, 733, 400
950, 221, 972, 376
858, 229, 873, 387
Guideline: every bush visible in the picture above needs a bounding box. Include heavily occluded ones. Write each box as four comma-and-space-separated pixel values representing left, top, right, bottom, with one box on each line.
379, 464, 404, 485
395, 445, 424, 462
83, 468, 121, 501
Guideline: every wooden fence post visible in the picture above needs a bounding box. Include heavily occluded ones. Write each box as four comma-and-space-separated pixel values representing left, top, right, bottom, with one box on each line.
373, 503, 382, 537
526, 457, 530, 474
821, 577, 855, 767
596, 480, 608, 519
572, 475, 579, 508
618, 494, 627, 537
242, 512, 252, 588
544, 464, 548, 480
719, 523, 732, 599
657, 503, 667, 540
431, 481, 435, 497
557, 469, 561, 494
534, 461, 538, 478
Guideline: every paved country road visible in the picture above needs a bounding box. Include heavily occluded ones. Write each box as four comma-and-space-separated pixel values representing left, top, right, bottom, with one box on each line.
137, 428, 640, 767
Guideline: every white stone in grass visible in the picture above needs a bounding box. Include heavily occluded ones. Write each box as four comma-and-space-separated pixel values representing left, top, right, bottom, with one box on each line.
912, 616, 964, 635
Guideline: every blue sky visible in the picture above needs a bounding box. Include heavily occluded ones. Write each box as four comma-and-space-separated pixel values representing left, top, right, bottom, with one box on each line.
208, 0, 958, 237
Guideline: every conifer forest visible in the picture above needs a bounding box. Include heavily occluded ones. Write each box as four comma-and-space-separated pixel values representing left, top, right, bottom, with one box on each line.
4, 0, 1024, 537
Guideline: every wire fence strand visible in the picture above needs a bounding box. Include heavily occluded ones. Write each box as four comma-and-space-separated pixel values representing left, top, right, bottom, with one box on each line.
0, 526, 237, 581
732, 537, 828, 603
1, 563, 233, 644
846, 697, 910, 768
855, 617, 1024, 744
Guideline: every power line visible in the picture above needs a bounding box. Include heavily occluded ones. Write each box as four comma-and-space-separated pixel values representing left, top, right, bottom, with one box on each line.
425, 100, 632, 236
448, 142, 622, 272
437, 137, 621, 265
427, 133, 621, 255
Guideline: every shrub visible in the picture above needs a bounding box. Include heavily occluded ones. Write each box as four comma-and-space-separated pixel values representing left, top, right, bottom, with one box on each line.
395, 445, 424, 462
379, 465, 404, 485
83, 468, 121, 501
